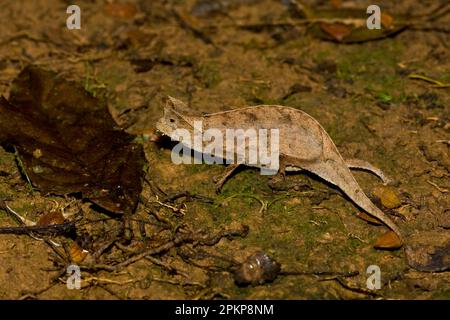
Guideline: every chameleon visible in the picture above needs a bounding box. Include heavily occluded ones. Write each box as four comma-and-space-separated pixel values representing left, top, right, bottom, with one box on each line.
156, 96, 403, 245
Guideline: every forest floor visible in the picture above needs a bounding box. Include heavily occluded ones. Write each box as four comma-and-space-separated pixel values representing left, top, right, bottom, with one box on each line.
0, 0, 448, 299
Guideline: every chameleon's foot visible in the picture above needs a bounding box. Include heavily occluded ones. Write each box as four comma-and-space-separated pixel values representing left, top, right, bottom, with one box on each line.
214, 164, 240, 193
268, 169, 286, 185
276, 155, 288, 181
268, 157, 290, 190
346, 158, 392, 185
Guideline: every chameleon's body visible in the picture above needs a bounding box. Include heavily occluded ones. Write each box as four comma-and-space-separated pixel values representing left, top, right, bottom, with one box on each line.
156, 97, 402, 243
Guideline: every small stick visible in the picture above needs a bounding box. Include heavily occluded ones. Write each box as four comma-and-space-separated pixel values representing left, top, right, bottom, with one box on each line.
0, 221, 76, 236
427, 180, 449, 193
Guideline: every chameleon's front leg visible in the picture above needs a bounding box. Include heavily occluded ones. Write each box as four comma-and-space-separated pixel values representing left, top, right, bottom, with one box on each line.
214, 163, 241, 193
268, 154, 288, 186
278, 154, 288, 178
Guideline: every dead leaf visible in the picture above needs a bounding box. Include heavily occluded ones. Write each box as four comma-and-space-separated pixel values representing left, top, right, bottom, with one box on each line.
104, 2, 137, 19
70, 242, 88, 264
406, 242, 450, 272
305, 6, 407, 43
356, 211, 382, 225
319, 22, 352, 42
374, 230, 403, 250
330, 0, 342, 8
381, 13, 394, 28
0, 65, 146, 214
37, 211, 65, 226
125, 29, 156, 47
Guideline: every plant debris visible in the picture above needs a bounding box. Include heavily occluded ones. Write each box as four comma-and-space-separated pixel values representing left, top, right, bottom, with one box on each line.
374, 230, 403, 250
0, 65, 146, 214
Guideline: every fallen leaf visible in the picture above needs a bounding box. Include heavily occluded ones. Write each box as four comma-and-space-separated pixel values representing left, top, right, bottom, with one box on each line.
374, 230, 403, 250
330, 0, 342, 8
104, 2, 137, 19
356, 211, 382, 225
0, 65, 146, 214
125, 29, 156, 47
381, 12, 394, 28
304, 6, 408, 43
37, 211, 65, 226
319, 22, 352, 42
70, 242, 88, 264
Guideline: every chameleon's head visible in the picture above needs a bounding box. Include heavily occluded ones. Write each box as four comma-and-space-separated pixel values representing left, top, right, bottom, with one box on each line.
156, 96, 194, 137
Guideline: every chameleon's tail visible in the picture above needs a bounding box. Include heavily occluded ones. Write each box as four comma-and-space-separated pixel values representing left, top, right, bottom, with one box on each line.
300, 157, 403, 243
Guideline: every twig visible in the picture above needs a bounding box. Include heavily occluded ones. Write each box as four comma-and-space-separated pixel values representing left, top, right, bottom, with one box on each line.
172, 8, 220, 50
0, 221, 76, 236
435, 140, 450, 146
321, 276, 382, 298
105, 225, 248, 271
152, 277, 206, 288
281, 270, 359, 277
408, 73, 450, 88
218, 193, 267, 214
154, 195, 187, 215
427, 180, 449, 193
115, 242, 188, 277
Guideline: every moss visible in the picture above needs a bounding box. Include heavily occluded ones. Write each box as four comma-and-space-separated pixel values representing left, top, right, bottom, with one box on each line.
240, 82, 278, 105
314, 50, 331, 63
432, 288, 450, 300
194, 61, 222, 88
336, 40, 406, 102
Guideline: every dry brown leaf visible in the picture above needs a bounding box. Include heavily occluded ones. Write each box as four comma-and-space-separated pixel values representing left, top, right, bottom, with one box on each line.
356, 211, 382, 225
0, 65, 146, 214
330, 0, 342, 8
319, 22, 352, 42
70, 242, 88, 264
37, 211, 65, 226
104, 2, 137, 19
374, 230, 403, 250
381, 12, 394, 28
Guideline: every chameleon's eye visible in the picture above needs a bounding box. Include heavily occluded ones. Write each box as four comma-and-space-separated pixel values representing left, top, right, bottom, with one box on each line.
169, 118, 175, 123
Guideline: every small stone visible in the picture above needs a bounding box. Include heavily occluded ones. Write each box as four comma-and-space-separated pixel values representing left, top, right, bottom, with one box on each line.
32, 148, 42, 159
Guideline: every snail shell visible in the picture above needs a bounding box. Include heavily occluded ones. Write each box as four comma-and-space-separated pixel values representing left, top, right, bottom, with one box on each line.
233, 252, 281, 286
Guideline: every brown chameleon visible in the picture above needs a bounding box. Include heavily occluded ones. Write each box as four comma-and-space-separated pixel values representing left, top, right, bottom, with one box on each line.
156, 97, 403, 246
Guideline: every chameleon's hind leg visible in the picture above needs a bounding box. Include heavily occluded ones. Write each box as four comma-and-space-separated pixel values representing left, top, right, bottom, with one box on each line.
295, 158, 402, 241
214, 164, 241, 193
345, 159, 391, 185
